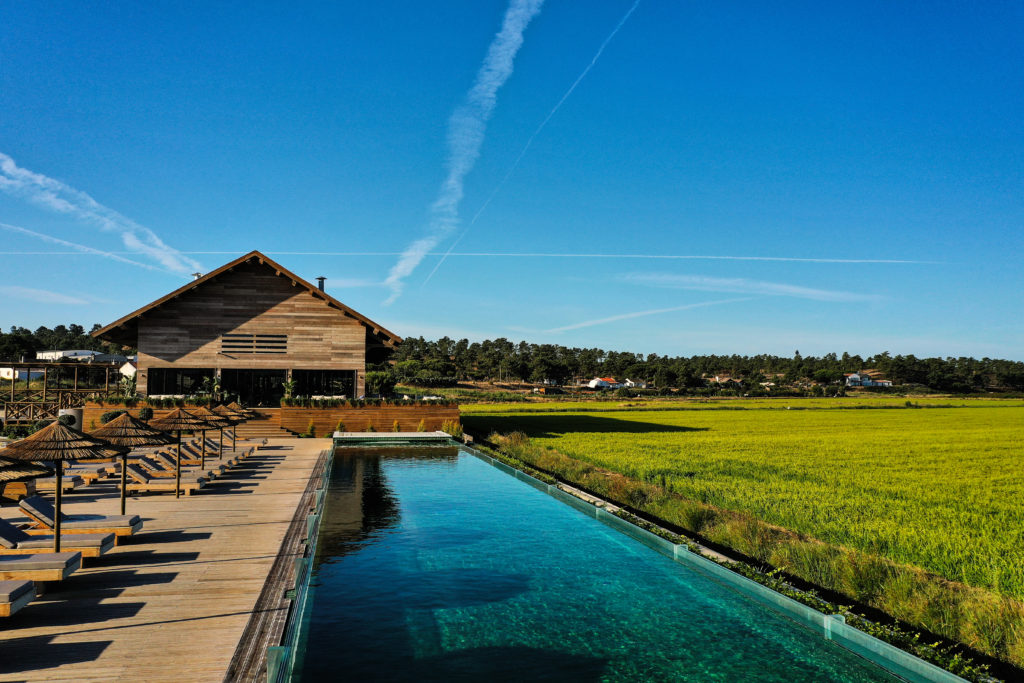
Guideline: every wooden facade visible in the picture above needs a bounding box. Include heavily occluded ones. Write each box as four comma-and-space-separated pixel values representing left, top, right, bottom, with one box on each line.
93, 251, 401, 405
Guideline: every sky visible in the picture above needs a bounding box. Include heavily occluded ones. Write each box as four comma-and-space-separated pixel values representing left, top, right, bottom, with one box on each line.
1, 1, 1022, 359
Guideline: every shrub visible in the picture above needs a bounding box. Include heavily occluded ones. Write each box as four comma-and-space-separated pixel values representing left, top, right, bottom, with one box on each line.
336, 420, 346, 432
31, 419, 53, 433
304, 420, 316, 438
138, 406, 154, 421
392, 420, 401, 432
416, 419, 427, 432
365, 422, 375, 433
100, 410, 128, 424
57, 414, 76, 426
441, 419, 463, 438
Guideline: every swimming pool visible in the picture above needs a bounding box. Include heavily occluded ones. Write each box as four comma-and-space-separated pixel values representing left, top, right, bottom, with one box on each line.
287, 446, 933, 681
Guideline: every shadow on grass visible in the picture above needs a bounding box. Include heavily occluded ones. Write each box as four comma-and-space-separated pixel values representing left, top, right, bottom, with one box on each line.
462, 414, 708, 438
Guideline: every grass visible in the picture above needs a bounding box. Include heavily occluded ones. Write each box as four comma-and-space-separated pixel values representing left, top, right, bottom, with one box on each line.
462, 397, 1024, 668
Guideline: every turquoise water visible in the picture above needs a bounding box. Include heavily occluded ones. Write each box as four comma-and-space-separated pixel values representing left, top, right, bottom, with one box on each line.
295, 448, 900, 682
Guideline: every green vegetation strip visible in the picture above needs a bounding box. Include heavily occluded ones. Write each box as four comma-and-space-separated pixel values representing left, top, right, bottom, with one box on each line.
462, 399, 1024, 672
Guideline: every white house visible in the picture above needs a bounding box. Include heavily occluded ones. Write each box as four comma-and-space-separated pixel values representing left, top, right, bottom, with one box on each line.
587, 377, 622, 389
0, 368, 44, 381
623, 378, 648, 389
845, 372, 893, 387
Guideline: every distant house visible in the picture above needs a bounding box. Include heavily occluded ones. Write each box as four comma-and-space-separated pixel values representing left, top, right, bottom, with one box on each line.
845, 372, 893, 387
623, 378, 648, 389
588, 377, 621, 389
35, 349, 129, 364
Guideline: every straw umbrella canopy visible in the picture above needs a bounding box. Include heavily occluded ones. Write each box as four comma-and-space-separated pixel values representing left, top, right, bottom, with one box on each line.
0, 422, 128, 552
91, 413, 176, 515
0, 456, 51, 482
148, 409, 211, 499
188, 407, 231, 466
226, 401, 256, 417
211, 404, 246, 453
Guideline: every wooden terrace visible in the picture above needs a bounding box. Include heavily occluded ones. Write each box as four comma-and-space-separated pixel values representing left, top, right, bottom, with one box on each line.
0, 436, 326, 682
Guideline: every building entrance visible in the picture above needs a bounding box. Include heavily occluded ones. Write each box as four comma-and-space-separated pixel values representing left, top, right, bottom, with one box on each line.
221, 369, 287, 407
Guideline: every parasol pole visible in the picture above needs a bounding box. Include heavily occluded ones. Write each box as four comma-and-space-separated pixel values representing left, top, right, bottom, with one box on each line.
120, 451, 128, 515
176, 430, 182, 499
200, 428, 207, 469
54, 467, 63, 553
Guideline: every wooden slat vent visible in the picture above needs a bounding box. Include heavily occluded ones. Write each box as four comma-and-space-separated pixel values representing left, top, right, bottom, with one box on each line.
221, 333, 288, 354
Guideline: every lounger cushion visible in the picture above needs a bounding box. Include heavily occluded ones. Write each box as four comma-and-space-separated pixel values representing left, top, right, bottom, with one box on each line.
13, 533, 113, 550
0, 580, 33, 603
0, 519, 31, 548
61, 515, 140, 530
0, 552, 79, 570
20, 496, 141, 529
20, 496, 56, 527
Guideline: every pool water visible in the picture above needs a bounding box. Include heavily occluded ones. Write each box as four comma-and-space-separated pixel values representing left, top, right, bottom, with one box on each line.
294, 448, 900, 682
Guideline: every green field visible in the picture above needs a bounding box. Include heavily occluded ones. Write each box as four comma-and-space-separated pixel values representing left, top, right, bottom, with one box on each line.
462, 397, 1024, 666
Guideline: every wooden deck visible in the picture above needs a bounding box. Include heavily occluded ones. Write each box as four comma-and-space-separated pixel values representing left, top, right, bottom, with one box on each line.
0, 437, 328, 682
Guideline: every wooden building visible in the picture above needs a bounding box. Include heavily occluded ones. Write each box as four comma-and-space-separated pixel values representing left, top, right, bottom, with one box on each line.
92, 251, 401, 405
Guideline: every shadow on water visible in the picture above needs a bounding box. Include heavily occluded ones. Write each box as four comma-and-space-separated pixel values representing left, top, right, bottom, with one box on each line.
462, 414, 708, 438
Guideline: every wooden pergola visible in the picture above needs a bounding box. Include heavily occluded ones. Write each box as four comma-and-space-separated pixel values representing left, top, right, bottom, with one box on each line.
2, 361, 122, 424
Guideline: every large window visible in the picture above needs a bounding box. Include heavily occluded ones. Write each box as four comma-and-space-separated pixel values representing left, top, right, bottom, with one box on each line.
221, 369, 287, 407
293, 369, 356, 398
147, 368, 214, 395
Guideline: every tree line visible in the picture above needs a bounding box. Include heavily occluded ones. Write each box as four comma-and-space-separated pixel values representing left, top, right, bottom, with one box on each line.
388, 336, 1024, 393
0, 324, 126, 361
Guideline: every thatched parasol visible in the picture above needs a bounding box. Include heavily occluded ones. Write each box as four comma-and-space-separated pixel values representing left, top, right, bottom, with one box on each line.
189, 407, 232, 467
0, 456, 51, 482
149, 409, 211, 499
226, 401, 256, 418
91, 413, 176, 515
0, 422, 128, 551
211, 404, 246, 453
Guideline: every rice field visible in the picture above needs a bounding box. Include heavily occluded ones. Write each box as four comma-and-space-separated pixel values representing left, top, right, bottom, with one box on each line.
462, 399, 1024, 599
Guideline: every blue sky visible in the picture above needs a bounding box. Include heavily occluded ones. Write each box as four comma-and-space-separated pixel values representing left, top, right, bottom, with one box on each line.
1, 1, 1021, 359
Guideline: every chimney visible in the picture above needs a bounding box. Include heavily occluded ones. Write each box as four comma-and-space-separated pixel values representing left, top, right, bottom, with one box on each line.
191, 272, 202, 281
316, 276, 326, 291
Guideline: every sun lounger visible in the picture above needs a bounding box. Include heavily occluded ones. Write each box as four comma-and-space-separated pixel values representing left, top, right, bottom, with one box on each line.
0, 552, 81, 581
35, 473, 84, 494
0, 580, 35, 617
125, 464, 205, 495
19, 495, 143, 541
65, 462, 115, 484
152, 453, 225, 479
0, 518, 114, 559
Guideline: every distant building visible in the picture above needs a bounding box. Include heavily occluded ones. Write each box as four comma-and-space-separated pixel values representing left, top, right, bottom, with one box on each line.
845, 372, 893, 387
623, 378, 648, 389
0, 368, 44, 381
588, 377, 621, 389
35, 349, 129, 364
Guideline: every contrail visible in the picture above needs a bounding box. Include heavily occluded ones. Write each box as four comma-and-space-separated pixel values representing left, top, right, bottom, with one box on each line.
423, 0, 643, 287
0, 223, 175, 273
621, 273, 882, 302
0, 249, 938, 264
547, 297, 753, 333
382, 0, 545, 303
0, 152, 199, 273
0, 223, 172, 274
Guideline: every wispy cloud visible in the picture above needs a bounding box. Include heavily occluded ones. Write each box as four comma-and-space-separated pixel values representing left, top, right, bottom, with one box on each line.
383, 0, 545, 303
547, 297, 753, 333
0, 222, 169, 273
0, 249, 936, 264
622, 273, 882, 302
0, 286, 89, 305
0, 152, 199, 274
423, 0, 644, 286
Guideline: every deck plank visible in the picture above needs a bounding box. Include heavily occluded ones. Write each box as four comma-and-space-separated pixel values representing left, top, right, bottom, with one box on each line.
0, 438, 326, 682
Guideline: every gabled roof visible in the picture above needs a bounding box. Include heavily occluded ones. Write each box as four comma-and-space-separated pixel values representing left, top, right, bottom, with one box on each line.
92, 250, 402, 347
